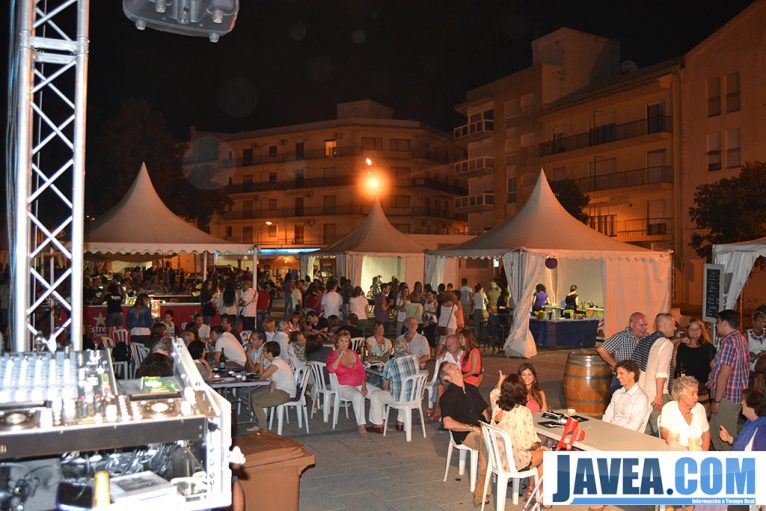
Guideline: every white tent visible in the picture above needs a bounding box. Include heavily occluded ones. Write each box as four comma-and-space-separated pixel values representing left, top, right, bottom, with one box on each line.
713, 237, 766, 309
427, 171, 672, 358
85, 163, 255, 277
300, 199, 426, 287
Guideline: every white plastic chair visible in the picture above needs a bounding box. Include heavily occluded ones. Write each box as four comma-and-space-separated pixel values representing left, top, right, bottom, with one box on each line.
350, 337, 365, 353
480, 423, 540, 511
382, 371, 428, 442
328, 372, 353, 429
307, 361, 335, 423
443, 430, 479, 492
269, 366, 311, 435
113, 328, 129, 345
425, 359, 443, 405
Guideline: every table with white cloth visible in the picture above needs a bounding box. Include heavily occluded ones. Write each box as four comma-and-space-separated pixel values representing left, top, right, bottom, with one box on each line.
532, 412, 668, 451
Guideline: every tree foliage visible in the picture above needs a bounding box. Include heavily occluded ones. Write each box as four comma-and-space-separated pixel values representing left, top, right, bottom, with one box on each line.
550, 178, 590, 224
86, 98, 230, 228
689, 162, 766, 261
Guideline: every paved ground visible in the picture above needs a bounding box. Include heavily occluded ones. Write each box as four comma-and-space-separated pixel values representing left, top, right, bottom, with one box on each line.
236, 347, 660, 511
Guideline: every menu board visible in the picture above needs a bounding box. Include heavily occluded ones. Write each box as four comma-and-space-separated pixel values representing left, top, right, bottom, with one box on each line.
703, 263, 724, 322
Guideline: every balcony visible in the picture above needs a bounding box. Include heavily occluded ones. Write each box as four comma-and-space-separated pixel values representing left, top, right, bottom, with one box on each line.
228, 175, 354, 194
569, 165, 673, 193
454, 193, 495, 212
222, 206, 466, 222
539, 116, 673, 157
454, 156, 495, 177
617, 217, 673, 239
454, 119, 494, 141
411, 178, 467, 196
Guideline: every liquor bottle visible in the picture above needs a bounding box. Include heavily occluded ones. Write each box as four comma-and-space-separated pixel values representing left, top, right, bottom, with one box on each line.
219, 348, 226, 370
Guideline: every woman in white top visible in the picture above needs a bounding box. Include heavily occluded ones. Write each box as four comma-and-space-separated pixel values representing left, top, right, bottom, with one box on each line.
659, 375, 710, 450
471, 283, 488, 342
436, 292, 459, 355
349, 286, 370, 335
365, 321, 392, 363
248, 341, 296, 432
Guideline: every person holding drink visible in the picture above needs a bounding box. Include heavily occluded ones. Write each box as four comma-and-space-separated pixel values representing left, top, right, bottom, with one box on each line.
659, 375, 710, 450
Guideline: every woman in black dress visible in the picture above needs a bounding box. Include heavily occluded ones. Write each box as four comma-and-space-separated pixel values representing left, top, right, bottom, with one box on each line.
674, 317, 716, 406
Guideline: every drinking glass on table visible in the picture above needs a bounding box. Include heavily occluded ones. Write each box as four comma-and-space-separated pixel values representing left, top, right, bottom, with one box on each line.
687, 436, 703, 451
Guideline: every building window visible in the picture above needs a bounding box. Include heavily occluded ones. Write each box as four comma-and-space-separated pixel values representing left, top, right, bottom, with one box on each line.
243, 174, 253, 192
589, 215, 616, 237
324, 139, 337, 158
361, 136, 383, 150
726, 128, 741, 168
726, 72, 740, 113
323, 223, 337, 243
294, 197, 304, 216
507, 177, 517, 204
293, 225, 304, 244
242, 226, 253, 244
242, 148, 253, 165
268, 172, 277, 184
706, 132, 722, 171
268, 145, 278, 158
295, 142, 304, 160
243, 200, 253, 217
225, 226, 232, 238
389, 138, 411, 152
707, 77, 721, 117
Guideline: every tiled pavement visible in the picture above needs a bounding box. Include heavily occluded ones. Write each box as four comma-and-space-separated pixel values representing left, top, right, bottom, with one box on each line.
238, 348, 658, 511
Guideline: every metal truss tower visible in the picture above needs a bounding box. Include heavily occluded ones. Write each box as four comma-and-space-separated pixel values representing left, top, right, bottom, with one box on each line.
10, 0, 89, 351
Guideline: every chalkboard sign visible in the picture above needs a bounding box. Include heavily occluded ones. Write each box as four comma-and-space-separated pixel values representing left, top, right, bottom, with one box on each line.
703, 263, 724, 322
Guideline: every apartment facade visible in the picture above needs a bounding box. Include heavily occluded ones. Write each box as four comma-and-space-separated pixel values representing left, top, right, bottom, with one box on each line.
452, 28, 621, 233
183, 100, 467, 253
679, 0, 766, 308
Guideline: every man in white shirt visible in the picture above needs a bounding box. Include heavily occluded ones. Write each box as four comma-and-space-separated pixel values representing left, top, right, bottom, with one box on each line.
264, 317, 291, 362
320, 280, 342, 319
602, 359, 650, 431
194, 313, 210, 342
239, 280, 257, 332
245, 330, 267, 373
397, 317, 430, 368
637, 313, 676, 435
210, 325, 247, 368
428, 334, 464, 416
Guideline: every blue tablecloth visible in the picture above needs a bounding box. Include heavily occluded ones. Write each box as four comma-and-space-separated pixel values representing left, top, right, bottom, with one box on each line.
529, 318, 599, 348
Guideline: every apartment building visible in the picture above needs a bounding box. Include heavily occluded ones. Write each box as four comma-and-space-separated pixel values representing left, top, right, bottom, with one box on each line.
679, 0, 766, 308
182, 100, 467, 256
452, 28, 621, 233
537, 60, 681, 254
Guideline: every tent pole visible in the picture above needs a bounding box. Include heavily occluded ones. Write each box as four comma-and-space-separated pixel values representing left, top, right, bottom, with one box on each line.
203, 252, 208, 281
253, 247, 258, 291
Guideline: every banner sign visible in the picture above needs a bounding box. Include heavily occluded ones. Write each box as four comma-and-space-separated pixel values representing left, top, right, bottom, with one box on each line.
543, 451, 766, 506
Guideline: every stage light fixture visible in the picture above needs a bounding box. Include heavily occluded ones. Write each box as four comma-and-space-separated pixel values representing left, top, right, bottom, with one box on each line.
123, 0, 239, 42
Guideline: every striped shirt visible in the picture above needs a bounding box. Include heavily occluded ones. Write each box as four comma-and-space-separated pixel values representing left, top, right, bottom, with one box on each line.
630, 331, 664, 372
601, 327, 639, 362
707, 330, 749, 404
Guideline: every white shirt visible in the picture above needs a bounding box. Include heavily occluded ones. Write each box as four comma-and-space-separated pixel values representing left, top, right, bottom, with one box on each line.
196, 323, 210, 341
397, 333, 430, 362
320, 290, 342, 318
458, 286, 473, 305
638, 337, 673, 403
240, 287, 257, 317
602, 383, 650, 431
472, 290, 487, 311
266, 330, 291, 361
659, 400, 709, 448
268, 358, 296, 398
349, 295, 369, 320
214, 332, 246, 367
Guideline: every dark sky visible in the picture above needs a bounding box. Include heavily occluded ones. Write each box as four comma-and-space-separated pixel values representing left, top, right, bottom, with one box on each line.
4, 0, 757, 142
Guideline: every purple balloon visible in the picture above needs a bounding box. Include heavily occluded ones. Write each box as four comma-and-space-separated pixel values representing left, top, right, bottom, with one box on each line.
545, 257, 558, 269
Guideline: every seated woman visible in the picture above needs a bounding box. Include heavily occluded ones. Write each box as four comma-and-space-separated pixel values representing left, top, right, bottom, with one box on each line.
489, 373, 545, 503
459, 329, 482, 387
326, 330, 369, 437
659, 375, 710, 450
365, 321, 392, 363
248, 341, 296, 432
518, 363, 548, 412
719, 388, 766, 451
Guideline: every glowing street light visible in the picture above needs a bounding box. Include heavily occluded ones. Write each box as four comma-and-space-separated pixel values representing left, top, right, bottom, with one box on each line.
359, 158, 387, 199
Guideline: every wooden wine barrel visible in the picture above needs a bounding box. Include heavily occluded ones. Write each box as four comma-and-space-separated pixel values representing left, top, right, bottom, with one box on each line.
562, 350, 612, 415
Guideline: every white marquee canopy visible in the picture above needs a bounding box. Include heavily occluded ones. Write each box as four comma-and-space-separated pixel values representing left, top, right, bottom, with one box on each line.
713, 236, 766, 309
427, 171, 672, 358
300, 199, 425, 287
85, 163, 254, 275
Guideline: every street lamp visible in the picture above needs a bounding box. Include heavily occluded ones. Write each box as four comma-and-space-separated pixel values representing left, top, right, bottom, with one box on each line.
359, 158, 388, 200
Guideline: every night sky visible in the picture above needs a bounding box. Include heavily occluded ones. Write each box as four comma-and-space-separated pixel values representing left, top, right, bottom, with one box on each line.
3, 0, 757, 142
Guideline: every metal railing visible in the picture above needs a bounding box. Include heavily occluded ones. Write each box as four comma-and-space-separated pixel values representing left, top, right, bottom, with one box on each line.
454, 193, 495, 211
617, 217, 673, 238
454, 156, 494, 176
229, 176, 466, 196
223, 206, 465, 221
453, 119, 494, 140
539, 116, 672, 156
569, 166, 673, 192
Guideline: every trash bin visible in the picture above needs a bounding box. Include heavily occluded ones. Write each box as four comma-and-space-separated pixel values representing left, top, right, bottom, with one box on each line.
234, 432, 315, 511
